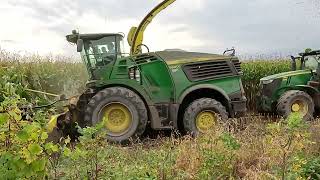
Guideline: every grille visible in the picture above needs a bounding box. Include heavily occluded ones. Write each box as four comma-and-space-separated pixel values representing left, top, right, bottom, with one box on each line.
232, 59, 242, 73
134, 54, 158, 64
183, 60, 235, 81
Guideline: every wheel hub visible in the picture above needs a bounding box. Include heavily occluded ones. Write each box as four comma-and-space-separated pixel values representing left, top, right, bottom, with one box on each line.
101, 103, 132, 135
291, 103, 300, 112
291, 100, 308, 115
196, 111, 217, 133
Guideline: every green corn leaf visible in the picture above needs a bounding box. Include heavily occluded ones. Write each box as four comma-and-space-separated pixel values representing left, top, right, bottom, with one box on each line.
17, 130, 29, 142
31, 158, 46, 172
0, 113, 9, 125
40, 132, 48, 140
28, 143, 42, 155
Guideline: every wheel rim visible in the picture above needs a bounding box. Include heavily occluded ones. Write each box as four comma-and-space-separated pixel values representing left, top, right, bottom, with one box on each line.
195, 110, 217, 133
100, 102, 132, 136
291, 100, 308, 116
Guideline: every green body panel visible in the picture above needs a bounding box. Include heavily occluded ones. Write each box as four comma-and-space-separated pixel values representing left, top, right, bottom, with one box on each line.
88, 56, 173, 105
168, 64, 241, 102
139, 60, 174, 103
106, 57, 174, 103
86, 51, 243, 106
259, 69, 318, 111
260, 70, 312, 81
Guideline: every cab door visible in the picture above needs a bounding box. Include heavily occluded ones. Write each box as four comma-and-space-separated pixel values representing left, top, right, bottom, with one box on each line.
137, 55, 174, 103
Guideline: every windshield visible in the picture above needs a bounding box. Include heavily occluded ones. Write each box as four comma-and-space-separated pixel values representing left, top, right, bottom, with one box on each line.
304, 55, 320, 70
80, 35, 125, 69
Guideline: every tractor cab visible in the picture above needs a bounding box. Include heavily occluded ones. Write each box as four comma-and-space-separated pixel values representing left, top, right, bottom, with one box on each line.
66, 30, 126, 79
291, 50, 320, 71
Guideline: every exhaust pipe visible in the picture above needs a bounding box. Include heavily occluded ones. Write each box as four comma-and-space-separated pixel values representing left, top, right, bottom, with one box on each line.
290, 56, 297, 71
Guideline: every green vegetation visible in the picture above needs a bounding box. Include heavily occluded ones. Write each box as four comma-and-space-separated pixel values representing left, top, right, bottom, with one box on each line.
0, 50, 87, 103
241, 60, 291, 110
1, 51, 319, 179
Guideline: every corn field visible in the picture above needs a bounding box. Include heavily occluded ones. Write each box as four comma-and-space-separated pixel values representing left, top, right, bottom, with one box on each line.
0, 51, 87, 104
1, 50, 320, 179
241, 60, 291, 110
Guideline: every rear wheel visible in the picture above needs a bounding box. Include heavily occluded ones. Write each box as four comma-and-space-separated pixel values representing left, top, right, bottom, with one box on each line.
276, 90, 314, 121
84, 87, 148, 143
183, 98, 228, 136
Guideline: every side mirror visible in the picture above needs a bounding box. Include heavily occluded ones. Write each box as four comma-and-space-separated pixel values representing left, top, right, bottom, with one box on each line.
77, 39, 83, 52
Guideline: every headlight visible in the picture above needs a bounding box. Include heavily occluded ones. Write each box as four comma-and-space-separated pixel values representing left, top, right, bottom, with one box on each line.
261, 79, 274, 85
128, 66, 141, 83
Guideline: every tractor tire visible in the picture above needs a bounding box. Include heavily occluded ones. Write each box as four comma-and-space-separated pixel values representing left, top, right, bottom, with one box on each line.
183, 98, 228, 136
84, 87, 148, 143
276, 90, 314, 121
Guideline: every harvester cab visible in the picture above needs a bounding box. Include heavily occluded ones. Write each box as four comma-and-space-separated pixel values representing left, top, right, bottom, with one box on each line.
48, 0, 247, 143
259, 49, 320, 121
66, 31, 126, 80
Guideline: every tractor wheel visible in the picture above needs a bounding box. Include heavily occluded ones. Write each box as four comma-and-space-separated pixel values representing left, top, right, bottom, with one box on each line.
276, 90, 314, 121
84, 87, 148, 143
183, 98, 228, 136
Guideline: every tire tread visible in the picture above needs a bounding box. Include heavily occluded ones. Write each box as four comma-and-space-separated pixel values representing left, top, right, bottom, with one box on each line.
183, 98, 228, 134
84, 87, 148, 142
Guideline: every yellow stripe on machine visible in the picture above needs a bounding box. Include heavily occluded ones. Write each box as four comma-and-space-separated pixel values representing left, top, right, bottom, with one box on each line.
47, 113, 64, 133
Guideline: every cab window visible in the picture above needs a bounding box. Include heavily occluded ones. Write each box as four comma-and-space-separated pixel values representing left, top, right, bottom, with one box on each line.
305, 55, 320, 70
81, 35, 125, 69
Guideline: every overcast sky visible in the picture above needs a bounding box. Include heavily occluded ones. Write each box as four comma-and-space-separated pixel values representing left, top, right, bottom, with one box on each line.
0, 0, 319, 58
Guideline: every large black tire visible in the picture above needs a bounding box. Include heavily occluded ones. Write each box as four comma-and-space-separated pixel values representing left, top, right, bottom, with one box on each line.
276, 90, 314, 121
84, 87, 148, 143
183, 98, 228, 136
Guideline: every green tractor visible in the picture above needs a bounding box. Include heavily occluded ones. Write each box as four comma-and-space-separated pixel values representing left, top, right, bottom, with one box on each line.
259, 49, 320, 120
48, 0, 247, 142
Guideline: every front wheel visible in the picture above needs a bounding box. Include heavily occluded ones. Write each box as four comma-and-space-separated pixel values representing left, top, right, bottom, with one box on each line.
183, 98, 228, 136
84, 87, 148, 143
276, 90, 314, 121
